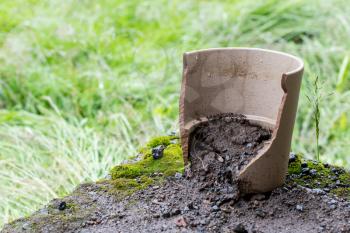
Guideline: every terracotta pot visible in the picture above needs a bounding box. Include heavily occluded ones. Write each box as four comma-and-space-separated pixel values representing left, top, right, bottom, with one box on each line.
179, 48, 304, 193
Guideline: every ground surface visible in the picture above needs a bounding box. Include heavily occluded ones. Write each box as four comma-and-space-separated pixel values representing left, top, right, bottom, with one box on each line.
3, 176, 350, 233
2, 117, 350, 233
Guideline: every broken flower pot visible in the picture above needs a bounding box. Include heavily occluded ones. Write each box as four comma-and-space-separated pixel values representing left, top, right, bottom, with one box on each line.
179, 48, 304, 193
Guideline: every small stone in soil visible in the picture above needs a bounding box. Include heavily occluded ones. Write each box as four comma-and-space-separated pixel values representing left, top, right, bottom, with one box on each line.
328, 199, 337, 205
217, 155, 224, 163
152, 145, 165, 159
211, 205, 220, 212
301, 167, 310, 175
187, 202, 194, 210
199, 219, 208, 225
162, 211, 171, 218
323, 188, 330, 193
255, 209, 266, 218
58, 201, 66, 211
224, 117, 232, 123
251, 194, 266, 201
289, 152, 296, 163
171, 209, 181, 216
22, 223, 30, 230
311, 189, 325, 195
310, 169, 317, 176
296, 204, 304, 212
174, 172, 182, 179
233, 223, 248, 233
175, 216, 187, 227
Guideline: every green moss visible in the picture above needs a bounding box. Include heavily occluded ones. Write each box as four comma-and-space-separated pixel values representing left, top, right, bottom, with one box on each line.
287, 154, 350, 200
108, 176, 155, 196
111, 142, 183, 179
46, 202, 77, 214
339, 173, 350, 183
108, 135, 184, 197
146, 135, 178, 148
287, 154, 302, 174
306, 161, 330, 176
288, 154, 331, 188
331, 187, 350, 197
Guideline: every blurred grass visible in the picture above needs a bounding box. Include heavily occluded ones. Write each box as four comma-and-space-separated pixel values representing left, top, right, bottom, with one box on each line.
1, 0, 350, 227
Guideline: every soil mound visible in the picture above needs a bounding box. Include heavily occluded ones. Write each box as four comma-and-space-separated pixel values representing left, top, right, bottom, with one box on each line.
2, 115, 350, 233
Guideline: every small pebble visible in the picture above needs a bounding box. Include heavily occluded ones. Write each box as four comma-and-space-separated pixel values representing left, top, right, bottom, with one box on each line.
174, 172, 182, 179
296, 204, 304, 212
255, 209, 266, 218
171, 209, 181, 216
162, 211, 171, 218
251, 194, 266, 201
312, 189, 325, 195
217, 155, 224, 163
152, 145, 165, 159
224, 117, 232, 123
22, 223, 30, 230
328, 199, 337, 205
175, 216, 187, 227
187, 202, 194, 210
301, 168, 310, 175
199, 219, 208, 225
310, 169, 317, 176
233, 223, 248, 233
58, 201, 66, 211
211, 205, 219, 212
289, 153, 296, 163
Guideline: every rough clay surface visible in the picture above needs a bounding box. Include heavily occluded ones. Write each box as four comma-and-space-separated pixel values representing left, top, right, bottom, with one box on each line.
2, 115, 350, 233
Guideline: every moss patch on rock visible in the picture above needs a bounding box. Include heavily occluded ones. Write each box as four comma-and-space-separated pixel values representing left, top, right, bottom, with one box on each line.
107, 135, 184, 198
288, 154, 350, 200
146, 135, 178, 148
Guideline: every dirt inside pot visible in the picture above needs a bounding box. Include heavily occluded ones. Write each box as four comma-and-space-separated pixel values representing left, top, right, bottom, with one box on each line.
188, 113, 272, 199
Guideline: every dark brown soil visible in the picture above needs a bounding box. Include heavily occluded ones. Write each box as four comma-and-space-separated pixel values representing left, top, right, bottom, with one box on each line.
2, 115, 350, 233
188, 114, 271, 201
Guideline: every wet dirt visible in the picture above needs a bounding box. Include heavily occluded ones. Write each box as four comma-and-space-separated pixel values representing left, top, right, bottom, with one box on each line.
2, 115, 350, 233
188, 113, 271, 200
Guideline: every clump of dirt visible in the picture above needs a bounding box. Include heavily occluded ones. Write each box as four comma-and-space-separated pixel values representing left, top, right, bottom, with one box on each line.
188, 113, 271, 200
3, 115, 350, 233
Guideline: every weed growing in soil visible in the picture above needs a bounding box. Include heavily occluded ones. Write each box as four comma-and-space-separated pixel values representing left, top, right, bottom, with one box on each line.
306, 76, 322, 161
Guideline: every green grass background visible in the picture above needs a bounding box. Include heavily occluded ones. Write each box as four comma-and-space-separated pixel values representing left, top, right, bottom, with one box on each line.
1, 0, 350, 226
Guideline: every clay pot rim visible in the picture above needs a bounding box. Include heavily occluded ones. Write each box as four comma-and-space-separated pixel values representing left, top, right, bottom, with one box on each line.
184, 47, 304, 76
